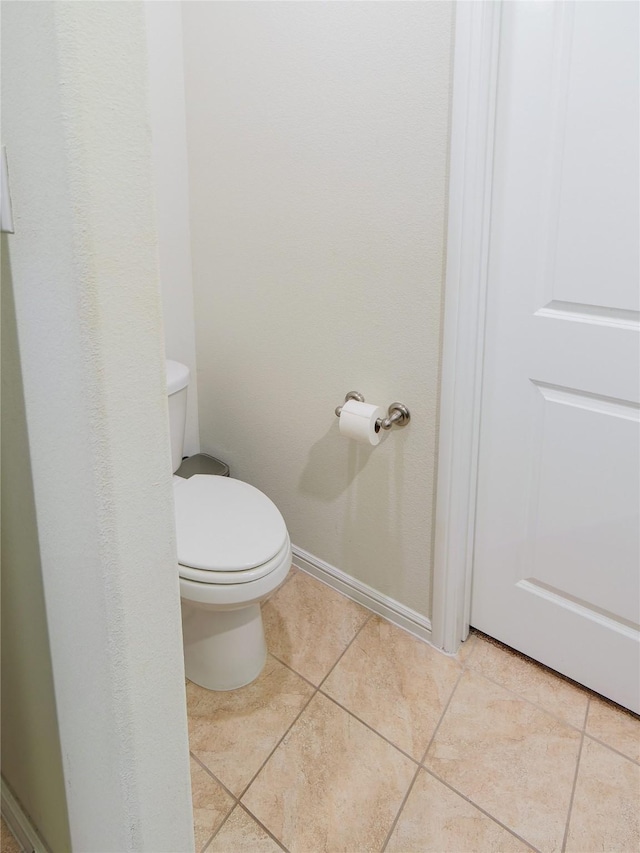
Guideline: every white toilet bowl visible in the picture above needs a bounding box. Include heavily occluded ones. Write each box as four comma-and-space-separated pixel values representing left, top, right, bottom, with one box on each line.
166, 360, 291, 690
173, 474, 291, 691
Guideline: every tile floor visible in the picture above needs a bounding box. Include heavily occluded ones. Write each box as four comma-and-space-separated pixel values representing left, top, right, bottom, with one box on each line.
2, 568, 637, 853
189, 568, 640, 853
1, 818, 21, 853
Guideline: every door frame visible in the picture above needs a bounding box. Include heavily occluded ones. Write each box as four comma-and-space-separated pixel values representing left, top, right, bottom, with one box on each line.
431, 1, 502, 653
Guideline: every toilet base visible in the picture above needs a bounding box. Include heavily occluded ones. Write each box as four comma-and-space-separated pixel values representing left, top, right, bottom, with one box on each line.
181, 602, 267, 691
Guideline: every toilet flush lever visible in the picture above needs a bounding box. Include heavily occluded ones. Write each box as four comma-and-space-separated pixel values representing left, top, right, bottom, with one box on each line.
334, 392, 411, 431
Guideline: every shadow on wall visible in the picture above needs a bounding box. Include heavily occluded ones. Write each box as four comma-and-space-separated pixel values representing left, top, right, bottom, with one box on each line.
298, 421, 376, 501
298, 420, 407, 592
342, 432, 406, 591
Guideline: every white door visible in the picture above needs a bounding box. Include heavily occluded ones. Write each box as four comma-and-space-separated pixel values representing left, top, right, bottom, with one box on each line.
471, 2, 640, 712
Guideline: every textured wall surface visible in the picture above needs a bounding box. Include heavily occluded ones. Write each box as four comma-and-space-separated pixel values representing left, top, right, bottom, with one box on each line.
1, 236, 71, 853
2, 3, 193, 849
183, 1, 453, 616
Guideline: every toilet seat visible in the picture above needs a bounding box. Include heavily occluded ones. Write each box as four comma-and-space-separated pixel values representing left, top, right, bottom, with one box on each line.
173, 474, 289, 582
179, 537, 291, 585
180, 536, 291, 606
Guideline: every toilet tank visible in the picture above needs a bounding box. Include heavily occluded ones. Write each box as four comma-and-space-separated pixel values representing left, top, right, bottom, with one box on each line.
166, 360, 190, 473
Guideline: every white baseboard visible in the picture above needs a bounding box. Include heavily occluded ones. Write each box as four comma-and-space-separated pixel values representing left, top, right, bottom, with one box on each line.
291, 545, 433, 645
1, 778, 48, 853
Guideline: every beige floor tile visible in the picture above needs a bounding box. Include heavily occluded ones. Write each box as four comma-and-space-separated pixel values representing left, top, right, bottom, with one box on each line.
187, 655, 314, 795
190, 757, 235, 852
469, 635, 589, 729
585, 695, 640, 763
262, 564, 297, 603
1, 818, 22, 853
262, 571, 370, 685
455, 630, 479, 666
386, 769, 532, 852
206, 806, 282, 852
323, 615, 461, 759
425, 670, 581, 852
242, 692, 416, 853
566, 737, 640, 852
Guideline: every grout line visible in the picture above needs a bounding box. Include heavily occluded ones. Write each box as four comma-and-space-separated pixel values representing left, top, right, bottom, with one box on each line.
318, 612, 374, 689
462, 665, 588, 734
235, 615, 374, 802
266, 651, 322, 691
381, 667, 466, 852
237, 803, 290, 853
581, 693, 590, 731
380, 762, 422, 853
236, 686, 319, 802
415, 658, 545, 852
189, 751, 239, 803
421, 667, 465, 764
581, 732, 640, 767
416, 668, 566, 853
317, 690, 420, 767
201, 798, 290, 853
561, 699, 588, 853
200, 828, 217, 853
187, 564, 630, 853
421, 767, 541, 853
201, 805, 241, 853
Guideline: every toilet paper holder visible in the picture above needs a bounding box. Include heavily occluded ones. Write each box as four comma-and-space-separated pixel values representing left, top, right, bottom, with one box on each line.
335, 392, 410, 431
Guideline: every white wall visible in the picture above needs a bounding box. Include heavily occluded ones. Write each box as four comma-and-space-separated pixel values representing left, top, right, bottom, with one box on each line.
145, 1, 200, 458
1, 234, 71, 853
2, 3, 193, 849
182, 1, 454, 618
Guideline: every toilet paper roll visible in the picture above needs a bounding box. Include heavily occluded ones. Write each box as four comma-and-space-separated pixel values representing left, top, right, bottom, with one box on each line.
339, 399, 385, 446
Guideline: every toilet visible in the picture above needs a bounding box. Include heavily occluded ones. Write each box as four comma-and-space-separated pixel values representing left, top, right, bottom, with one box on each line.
167, 360, 291, 691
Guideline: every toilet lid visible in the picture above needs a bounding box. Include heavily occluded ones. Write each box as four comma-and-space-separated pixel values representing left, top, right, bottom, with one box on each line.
173, 475, 288, 572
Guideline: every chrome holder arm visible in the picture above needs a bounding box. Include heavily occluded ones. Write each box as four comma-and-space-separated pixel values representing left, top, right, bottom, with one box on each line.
335, 393, 410, 431
334, 391, 365, 418
378, 403, 410, 430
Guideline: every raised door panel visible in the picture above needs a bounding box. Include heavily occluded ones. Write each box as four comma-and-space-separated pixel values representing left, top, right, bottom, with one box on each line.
552, 3, 639, 311
523, 382, 640, 626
